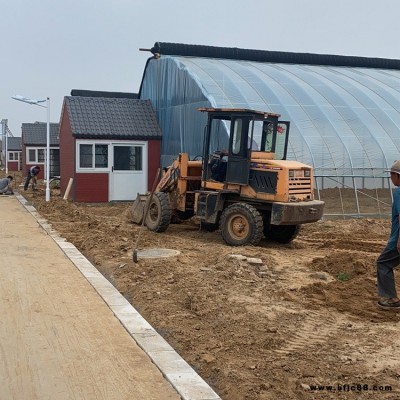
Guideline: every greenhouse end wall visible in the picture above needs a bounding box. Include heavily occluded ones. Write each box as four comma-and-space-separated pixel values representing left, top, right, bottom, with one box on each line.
140, 56, 212, 166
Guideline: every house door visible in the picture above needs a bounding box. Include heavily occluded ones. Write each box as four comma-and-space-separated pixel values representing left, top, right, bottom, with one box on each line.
109, 143, 147, 201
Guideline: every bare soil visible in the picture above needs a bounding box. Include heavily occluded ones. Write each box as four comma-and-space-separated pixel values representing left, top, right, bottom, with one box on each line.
14, 179, 400, 399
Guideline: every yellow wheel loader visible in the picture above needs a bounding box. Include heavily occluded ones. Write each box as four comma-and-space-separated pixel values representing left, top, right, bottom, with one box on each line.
133, 108, 324, 246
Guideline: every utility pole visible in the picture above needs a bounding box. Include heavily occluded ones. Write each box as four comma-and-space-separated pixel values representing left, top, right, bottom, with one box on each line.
1, 119, 8, 173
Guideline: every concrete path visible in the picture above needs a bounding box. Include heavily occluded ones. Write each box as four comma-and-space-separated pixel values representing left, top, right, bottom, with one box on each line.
0, 195, 220, 400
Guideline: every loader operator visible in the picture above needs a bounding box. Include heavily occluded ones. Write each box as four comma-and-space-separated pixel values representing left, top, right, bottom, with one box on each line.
209, 151, 228, 182
209, 131, 259, 182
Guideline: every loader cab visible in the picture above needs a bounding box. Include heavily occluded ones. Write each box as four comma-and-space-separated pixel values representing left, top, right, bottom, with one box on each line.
199, 108, 289, 186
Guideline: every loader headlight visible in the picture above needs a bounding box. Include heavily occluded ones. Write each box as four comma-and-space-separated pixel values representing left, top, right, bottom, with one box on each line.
289, 170, 295, 178
304, 169, 311, 177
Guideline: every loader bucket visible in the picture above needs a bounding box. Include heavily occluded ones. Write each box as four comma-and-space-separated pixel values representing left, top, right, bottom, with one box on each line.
127, 193, 148, 224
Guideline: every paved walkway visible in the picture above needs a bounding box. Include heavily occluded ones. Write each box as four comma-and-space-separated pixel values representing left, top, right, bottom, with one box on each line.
0, 195, 220, 400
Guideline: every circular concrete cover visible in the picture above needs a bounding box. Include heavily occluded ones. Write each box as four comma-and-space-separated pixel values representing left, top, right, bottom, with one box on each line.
136, 248, 181, 259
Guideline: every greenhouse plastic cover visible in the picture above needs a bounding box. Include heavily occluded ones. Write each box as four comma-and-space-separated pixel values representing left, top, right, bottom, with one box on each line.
140, 54, 400, 188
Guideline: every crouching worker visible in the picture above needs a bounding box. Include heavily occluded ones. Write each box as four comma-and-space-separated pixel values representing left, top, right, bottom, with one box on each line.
0, 175, 14, 195
377, 160, 400, 310
24, 165, 41, 191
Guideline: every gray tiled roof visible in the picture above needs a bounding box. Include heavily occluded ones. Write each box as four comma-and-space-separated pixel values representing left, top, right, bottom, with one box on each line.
65, 97, 162, 139
7, 136, 22, 151
21, 122, 60, 146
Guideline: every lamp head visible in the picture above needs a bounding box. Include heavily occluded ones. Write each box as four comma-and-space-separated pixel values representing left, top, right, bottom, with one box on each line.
12, 95, 47, 106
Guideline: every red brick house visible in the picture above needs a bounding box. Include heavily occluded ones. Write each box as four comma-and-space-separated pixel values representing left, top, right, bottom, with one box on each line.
21, 122, 60, 179
6, 136, 22, 171
58, 91, 162, 202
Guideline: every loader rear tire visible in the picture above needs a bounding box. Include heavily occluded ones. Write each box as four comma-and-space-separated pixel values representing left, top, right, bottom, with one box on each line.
145, 192, 171, 232
264, 222, 300, 244
220, 203, 263, 246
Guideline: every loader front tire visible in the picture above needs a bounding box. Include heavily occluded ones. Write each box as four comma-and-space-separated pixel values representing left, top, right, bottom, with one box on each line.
145, 192, 171, 232
220, 203, 263, 246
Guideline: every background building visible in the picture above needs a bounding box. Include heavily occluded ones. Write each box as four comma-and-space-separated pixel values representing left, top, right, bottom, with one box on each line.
58, 91, 162, 202
21, 122, 60, 179
6, 136, 22, 171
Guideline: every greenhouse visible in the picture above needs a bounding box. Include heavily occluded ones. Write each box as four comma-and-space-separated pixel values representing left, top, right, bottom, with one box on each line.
139, 42, 400, 217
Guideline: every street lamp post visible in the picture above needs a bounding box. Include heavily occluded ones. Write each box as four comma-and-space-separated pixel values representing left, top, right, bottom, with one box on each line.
12, 95, 51, 202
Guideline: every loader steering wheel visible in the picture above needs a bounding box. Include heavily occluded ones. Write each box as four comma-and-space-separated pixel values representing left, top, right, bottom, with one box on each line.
192, 155, 203, 161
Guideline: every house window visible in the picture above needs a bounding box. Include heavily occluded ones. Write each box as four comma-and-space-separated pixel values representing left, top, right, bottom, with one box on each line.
80, 144, 92, 168
8, 152, 19, 161
28, 149, 35, 162
27, 148, 45, 164
79, 144, 108, 169
38, 149, 45, 162
95, 145, 108, 168
113, 145, 142, 171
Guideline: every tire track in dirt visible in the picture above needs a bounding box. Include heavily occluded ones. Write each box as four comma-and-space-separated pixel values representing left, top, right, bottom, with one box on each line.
275, 309, 341, 355
270, 257, 343, 356
298, 237, 386, 253
260, 253, 340, 358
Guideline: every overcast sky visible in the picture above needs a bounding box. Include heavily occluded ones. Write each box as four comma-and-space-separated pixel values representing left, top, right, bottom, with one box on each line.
2, 0, 400, 136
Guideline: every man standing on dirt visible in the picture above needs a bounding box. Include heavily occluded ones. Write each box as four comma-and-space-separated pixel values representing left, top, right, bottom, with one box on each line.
377, 160, 400, 310
0, 175, 14, 195
24, 165, 41, 191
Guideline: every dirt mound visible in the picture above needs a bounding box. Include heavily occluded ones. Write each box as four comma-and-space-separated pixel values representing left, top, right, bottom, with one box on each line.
310, 251, 371, 279
300, 251, 400, 323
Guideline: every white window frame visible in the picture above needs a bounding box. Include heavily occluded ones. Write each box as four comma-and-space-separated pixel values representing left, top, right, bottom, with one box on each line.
26, 147, 45, 164
112, 143, 146, 173
76, 140, 111, 172
8, 151, 20, 161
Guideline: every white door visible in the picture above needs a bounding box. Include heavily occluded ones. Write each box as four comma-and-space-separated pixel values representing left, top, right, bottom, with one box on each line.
109, 143, 147, 201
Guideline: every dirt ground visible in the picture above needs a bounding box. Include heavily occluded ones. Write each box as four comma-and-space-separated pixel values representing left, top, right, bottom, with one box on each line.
9, 175, 400, 399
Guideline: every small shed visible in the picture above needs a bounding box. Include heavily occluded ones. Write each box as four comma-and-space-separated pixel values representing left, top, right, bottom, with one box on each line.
58, 92, 162, 202
6, 136, 22, 171
21, 122, 60, 179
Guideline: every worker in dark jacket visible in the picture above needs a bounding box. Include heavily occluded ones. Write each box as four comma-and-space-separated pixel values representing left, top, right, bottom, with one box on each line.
24, 165, 41, 191
377, 160, 400, 310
